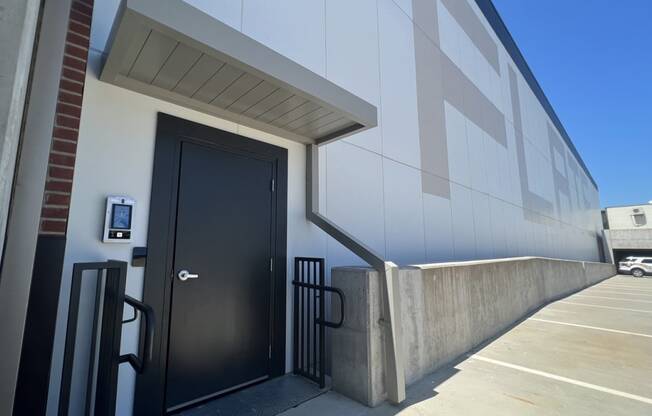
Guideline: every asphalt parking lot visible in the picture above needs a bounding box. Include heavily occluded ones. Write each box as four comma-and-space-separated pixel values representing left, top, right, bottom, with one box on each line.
281, 275, 652, 415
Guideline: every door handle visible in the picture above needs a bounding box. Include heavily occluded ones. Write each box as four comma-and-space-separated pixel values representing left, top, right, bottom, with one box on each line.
178, 269, 199, 281
119, 295, 155, 373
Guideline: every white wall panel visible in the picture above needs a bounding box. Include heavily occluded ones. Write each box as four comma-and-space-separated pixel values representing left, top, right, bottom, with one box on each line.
466, 118, 488, 193
483, 130, 501, 198
450, 183, 476, 260
423, 192, 454, 262
472, 191, 493, 259
489, 197, 508, 258
519, 80, 550, 160
392, 0, 413, 19
487, 59, 503, 113
445, 102, 471, 188
383, 158, 426, 265
242, 0, 326, 76
440, 1, 500, 110
524, 139, 553, 202
183, 0, 242, 30
497, 141, 512, 202
458, 27, 478, 87
326, 0, 382, 153
504, 122, 521, 206
552, 147, 566, 176
465, 0, 492, 35
472, 44, 492, 102
343, 128, 384, 160
326, 141, 386, 257
377, 0, 421, 168
499, 50, 514, 123
535, 108, 549, 155
325, 0, 380, 106
326, 236, 367, 270
437, 0, 462, 74
504, 204, 522, 256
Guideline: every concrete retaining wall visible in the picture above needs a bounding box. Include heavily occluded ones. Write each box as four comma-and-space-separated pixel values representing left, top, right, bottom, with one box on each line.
605, 229, 652, 250
330, 257, 615, 406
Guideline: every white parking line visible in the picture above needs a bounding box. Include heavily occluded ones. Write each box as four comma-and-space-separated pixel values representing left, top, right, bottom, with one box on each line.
556, 301, 652, 314
528, 318, 652, 338
585, 290, 652, 298
470, 355, 652, 405
601, 281, 652, 286
595, 285, 652, 290
596, 286, 652, 292
573, 294, 652, 304
601, 281, 652, 285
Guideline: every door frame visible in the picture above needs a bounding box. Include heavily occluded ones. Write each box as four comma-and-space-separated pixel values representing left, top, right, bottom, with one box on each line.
135, 113, 288, 414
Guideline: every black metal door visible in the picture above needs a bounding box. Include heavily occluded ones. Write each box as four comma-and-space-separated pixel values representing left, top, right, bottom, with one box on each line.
165, 141, 274, 411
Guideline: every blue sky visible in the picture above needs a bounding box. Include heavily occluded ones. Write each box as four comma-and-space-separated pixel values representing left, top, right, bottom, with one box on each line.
492, 0, 652, 207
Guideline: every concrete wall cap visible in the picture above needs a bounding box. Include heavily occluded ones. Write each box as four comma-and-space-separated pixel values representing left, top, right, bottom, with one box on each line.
413, 256, 608, 270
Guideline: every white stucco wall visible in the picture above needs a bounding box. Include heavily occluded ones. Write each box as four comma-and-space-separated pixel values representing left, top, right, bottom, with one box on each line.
606, 205, 652, 230
49, 1, 604, 414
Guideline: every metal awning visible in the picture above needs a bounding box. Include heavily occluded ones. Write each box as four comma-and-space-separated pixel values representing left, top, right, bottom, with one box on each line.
100, 0, 377, 144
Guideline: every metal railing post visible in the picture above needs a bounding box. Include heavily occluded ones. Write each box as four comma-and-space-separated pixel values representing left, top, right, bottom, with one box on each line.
58, 260, 154, 415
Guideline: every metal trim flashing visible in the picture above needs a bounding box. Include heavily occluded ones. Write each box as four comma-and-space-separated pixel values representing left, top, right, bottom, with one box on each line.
305, 145, 406, 404
474, 0, 598, 190
100, 0, 376, 145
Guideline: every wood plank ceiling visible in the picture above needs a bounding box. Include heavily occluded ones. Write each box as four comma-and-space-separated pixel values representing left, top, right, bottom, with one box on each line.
100, 2, 376, 144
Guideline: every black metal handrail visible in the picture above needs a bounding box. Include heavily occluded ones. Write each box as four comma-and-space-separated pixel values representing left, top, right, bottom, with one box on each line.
291, 281, 345, 328
292, 257, 345, 388
118, 295, 155, 374
58, 260, 154, 416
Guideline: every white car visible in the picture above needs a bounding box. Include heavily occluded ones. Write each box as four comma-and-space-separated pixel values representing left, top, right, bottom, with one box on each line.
618, 256, 652, 277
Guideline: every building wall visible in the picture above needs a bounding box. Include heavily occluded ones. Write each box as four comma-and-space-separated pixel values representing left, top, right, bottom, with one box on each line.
0, 0, 39, 260
606, 205, 652, 230
86, 0, 604, 267
49, 0, 604, 414
0, 0, 42, 412
604, 204, 652, 255
169, 0, 602, 265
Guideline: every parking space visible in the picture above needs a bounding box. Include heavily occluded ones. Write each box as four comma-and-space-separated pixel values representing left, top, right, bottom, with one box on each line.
280, 275, 652, 415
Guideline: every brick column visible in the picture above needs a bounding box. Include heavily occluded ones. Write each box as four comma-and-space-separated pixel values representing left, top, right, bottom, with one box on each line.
40, 0, 93, 235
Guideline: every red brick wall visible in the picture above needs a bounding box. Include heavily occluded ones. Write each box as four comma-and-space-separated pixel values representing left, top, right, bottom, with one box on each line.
40, 0, 93, 235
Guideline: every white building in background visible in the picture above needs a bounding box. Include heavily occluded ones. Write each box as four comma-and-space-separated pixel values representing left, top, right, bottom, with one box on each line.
603, 203, 652, 262
604, 204, 652, 230
1, 0, 605, 415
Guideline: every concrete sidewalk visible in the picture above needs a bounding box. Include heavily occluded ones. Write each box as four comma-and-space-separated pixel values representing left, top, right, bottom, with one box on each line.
280, 275, 652, 415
